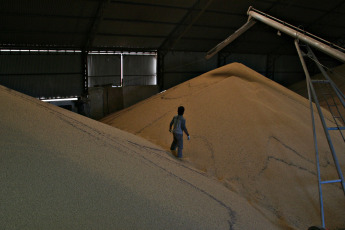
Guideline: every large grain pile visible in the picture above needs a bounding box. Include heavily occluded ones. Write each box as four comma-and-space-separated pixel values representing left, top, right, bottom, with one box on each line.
101, 62, 345, 229
1, 84, 282, 229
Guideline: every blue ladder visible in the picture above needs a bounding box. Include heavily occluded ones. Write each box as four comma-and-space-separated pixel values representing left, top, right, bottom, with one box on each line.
295, 40, 345, 228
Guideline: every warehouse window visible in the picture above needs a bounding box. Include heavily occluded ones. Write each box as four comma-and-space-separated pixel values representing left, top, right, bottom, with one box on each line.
87, 51, 157, 87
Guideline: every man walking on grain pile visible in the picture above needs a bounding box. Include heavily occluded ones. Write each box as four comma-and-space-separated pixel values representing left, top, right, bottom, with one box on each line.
169, 106, 190, 159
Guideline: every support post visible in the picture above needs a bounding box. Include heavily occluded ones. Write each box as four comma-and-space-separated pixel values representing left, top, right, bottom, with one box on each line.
217, 52, 229, 68
82, 50, 88, 96
157, 51, 165, 91
265, 54, 276, 80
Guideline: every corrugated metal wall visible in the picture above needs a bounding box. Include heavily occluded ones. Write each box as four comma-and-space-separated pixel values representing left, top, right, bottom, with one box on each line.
0, 49, 304, 100
0, 51, 158, 99
87, 54, 121, 87
88, 53, 157, 87
123, 55, 156, 86
0, 51, 83, 98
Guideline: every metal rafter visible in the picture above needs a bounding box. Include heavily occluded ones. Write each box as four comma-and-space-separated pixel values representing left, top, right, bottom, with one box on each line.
84, 0, 109, 50
0, 12, 93, 20
159, 0, 214, 54
102, 17, 242, 30
209, 0, 281, 57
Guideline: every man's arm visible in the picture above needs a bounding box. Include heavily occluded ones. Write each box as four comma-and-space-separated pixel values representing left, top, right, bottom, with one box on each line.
181, 119, 190, 137
169, 117, 174, 132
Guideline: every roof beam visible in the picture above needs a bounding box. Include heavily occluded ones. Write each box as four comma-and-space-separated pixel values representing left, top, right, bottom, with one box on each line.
159, 0, 214, 54
0, 12, 93, 20
84, 0, 109, 50
102, 17, 242, 30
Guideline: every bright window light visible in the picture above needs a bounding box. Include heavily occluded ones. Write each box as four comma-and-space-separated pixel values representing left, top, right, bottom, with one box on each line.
88, 51, 157, 56
0, 49, 81, 53
41, 98, 78, 102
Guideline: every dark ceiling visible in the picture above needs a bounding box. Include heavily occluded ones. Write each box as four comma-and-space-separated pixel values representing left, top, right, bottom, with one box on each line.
1, 0, 345, 56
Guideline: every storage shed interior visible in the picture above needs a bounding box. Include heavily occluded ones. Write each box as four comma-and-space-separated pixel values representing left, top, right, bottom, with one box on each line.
1, 0, 345, 118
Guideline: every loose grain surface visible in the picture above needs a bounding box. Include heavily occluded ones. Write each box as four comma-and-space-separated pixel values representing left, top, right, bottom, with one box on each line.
1, 83, 279, 229
101, 63, 345, 229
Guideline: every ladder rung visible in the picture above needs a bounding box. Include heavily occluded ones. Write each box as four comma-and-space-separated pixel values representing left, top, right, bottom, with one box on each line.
321, 179, 342, 184
327, 127, 345, 130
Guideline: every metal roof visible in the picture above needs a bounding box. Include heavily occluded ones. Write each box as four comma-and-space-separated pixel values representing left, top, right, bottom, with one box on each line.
1, 0, 345, 55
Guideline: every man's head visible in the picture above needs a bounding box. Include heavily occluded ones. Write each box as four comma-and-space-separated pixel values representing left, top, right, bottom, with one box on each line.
178, 106, 185, 115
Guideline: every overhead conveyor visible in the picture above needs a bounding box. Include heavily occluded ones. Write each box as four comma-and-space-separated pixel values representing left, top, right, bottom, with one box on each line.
206, 6, 345, 230
206, 6, 345, 62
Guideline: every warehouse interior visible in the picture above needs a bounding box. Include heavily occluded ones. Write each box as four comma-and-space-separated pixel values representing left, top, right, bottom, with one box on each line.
1, 0, 345, 119
2, 1, 345, 230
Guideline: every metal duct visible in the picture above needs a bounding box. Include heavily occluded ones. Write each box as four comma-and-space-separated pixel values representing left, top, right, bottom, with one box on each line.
205, 6, 345, 63
248, 8, 345, 63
